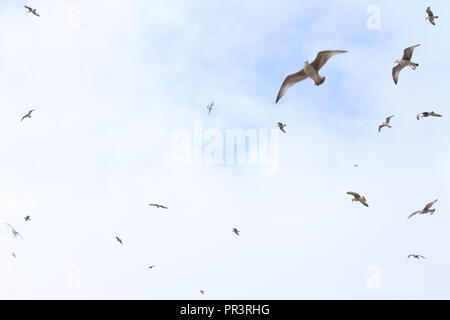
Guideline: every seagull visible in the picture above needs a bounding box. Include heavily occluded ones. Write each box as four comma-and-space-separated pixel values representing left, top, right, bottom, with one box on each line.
24, 216, 31, 222
232, 228, 240, 236
24, 6, 40, 17
354, 164, 359, 167
207, 102, 214, 116
149, 203, 168, 209
378, 115, 395, 132
275, 50, 347, 103
426, 7, 438, 25
277, 122, 287, 133
200, 290, 205, 295
4, 224, 24, 239
392, 45, 420, 85
417, 111, 442, 120
346, 192, 369, 207
148, 265, 156, 269
12, 253, 16, 258
408, 254, 426, 260
115, 236, 123, 245
408, 199, 438, 219
21, 109, 36, 122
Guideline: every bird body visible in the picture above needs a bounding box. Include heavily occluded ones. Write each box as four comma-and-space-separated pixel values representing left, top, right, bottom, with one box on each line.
149, 203, 168, 209
21, 109, 35, 122
426, 7, 438, 25
115, 236, 123, 245
24, 6, 40, 17
232, 228, 240, 236
346, 192, 369, 207
277, 122, 287, 133
207, 102, 214, 116
148, 265, 156, 269
417, 111, 442, 120
25, 215, 31, 222
4, 223, 23, 239
379, 115, 395, 132
392, 45, 420, 84
275, 50, 347, 103
408, 199, 438, 219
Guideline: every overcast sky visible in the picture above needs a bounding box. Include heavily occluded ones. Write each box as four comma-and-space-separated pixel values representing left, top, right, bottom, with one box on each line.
1, 0, 450, 299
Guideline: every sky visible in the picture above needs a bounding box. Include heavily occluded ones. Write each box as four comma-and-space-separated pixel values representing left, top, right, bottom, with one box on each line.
1, 0, 450, 300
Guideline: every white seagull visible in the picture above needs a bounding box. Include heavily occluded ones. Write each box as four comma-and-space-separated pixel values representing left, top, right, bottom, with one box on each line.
408, 199, 438, 219
277, 122, 287, 133
378, 115, 395, 132
392, 45, 420, 85
232, 228, 240, 236
275, 50, 347, 103
4, 224, 24, 239
346, 192, 369, 207
426, 7, 438, 25
207, 102, 214, 116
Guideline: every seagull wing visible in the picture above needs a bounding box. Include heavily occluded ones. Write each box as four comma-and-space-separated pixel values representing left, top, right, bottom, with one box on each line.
311, 50, 347, 71
402, 45, 420, 61
408, 211, 420, 219
346, 191, 360, 198
424, 199, 438, 211
427, 7, 433, 18
416, 113, 423, 120
386, 115, 395, 124
24, 6, 32, 10
378, 124, 384, 132
392, 64, 405, 85
275, 70, 307, 103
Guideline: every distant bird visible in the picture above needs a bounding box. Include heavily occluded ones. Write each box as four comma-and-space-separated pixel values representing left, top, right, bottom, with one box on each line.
200, 290, 205, 295
378, 115, 395, 132
346, 192, 369, 207
392, 45, 420, 85
207, 102, 214, 116
24, 216, 31, 222
277, 122, 287, 133
354, 164, 359, 167
11, 253, 16, 258
149, 203, 168, 209
275, 50, 347, 103
232, 228, 240, 236
24, 6, 40, 17
426, 7, 438, 25
408, 199, 438, 219
148, 265, 156, 269
21, 109, 35, 122
408, 254, 426, 260
4, 224, 23, 239
115, 236, 123, 245
417, 111, 442, 120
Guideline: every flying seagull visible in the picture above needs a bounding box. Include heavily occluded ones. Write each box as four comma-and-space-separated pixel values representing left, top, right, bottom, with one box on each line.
115, 236, 123, 245
232, 228, 240, 236
392, 45, 420, 85
200, 290, 205, 295
149, 203, 168, 209
277, 122, 287, 133
21, 109, 35, 122
378, 115, 395, 132
148, 265, 156, 269
12, 253, 16, 258
408, 199, 438, 219
354, 164, 359, 167
4, 224, 24, 239
207, 102, 214, 116
24, 6, 40, 17
426, 7, 438, 25
275, 50, 347, 103
346, 192, 369, 207
417, 111, 442, 120
408, 254, 426, 260
24, 216, 31, 222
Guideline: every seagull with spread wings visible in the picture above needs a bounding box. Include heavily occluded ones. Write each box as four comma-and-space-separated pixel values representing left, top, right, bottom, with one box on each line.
417, 111, 442, 120
207, 102, 214, 116
21, 109, 36, 122
24, 215, 31, 222
392, 45, 420, 85
378, 115, 395, 132
277, 122, 287, 133
408, 199, 438, 219
149, 203, 168, 209
275, 50, 347, 103
426, 7, 438, 25
115, 236, 123, 245
346, 192, 369, 207
408, 254, 426, 260
24, 6, 40, 17
232, 228, 240, 236
4, 224, 24, 239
